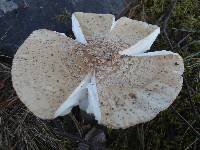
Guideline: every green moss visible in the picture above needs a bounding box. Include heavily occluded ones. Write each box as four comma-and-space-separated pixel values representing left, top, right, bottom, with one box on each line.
54, 9, 70, 23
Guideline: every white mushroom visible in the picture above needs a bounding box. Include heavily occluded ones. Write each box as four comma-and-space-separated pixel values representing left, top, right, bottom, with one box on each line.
12, 12, 184, 129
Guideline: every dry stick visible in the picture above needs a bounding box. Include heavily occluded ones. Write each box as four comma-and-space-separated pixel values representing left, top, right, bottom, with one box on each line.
128, 4, 140, 18
84, 127, 97, 141
141, 0, 146, 21
184, 138, 199, 150
176, 33, 192, 48
69, 113, 84, 138
55, 130, 92, 146
179, 120, 196, 147
162, 0, 177, 50
123, 0, 130, 5
180, 40, 200, 50
52, 118, 91, 147
171, 106, 200, 139
116, 0, 139, 20
184, 76, 200, 117
0, 55, 12, 59
172, 28, 200, 33
0, 63, 10, 70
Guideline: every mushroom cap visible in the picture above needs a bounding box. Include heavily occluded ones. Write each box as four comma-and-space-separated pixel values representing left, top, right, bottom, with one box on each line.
12, 12, 184, 129
95, 52, 184, 128
107, 17, 158, 45
72, 12, 115, 43
67, 38, 184, 129
107, 17, 160, 55
11, 29, 89, 119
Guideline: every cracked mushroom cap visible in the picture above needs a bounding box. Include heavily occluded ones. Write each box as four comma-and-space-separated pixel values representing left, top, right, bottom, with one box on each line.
11, 29, 90, 119
12, 12, 184, 129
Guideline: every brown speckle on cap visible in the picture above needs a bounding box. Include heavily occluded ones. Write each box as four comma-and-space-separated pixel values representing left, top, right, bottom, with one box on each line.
128, 93, 137, 99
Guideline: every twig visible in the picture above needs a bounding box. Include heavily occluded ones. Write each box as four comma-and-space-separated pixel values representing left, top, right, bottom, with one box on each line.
116, 0, 139, 19
184, 75, 200, 117
162, 0, 177, 31
23, 0, 29, 8
176, 33, 192, 48
172, 28, 200, 33
128, 4, 140, 18
162, 0, 178, 50
171, 106, 200, 139
180, 40, 200, 50
180, 120, 196, 147
69, 113, 84, 138
0, 55, 12, 59
123, 0, 130, 5
54, 130, 92, 146
141, 0, 146, 21
0, 63, 11, 70
1, 26, 12, 41
184, 51, 200, 60
84, 127, 97, 141
184, 138, 199, 150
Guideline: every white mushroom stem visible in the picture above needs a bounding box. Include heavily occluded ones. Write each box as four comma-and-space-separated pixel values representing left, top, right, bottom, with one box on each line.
86, 72, 101, 122
54, 73, 91, 117
54, 72, 101, 122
